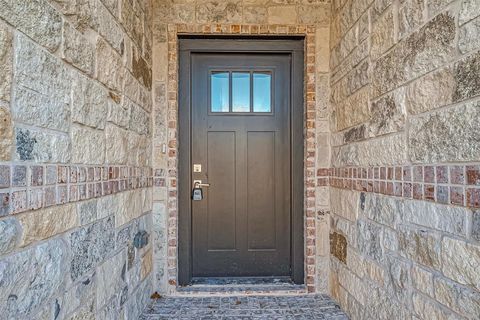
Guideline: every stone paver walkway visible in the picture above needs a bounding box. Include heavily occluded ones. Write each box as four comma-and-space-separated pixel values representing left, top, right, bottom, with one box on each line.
140, 294, 349, 319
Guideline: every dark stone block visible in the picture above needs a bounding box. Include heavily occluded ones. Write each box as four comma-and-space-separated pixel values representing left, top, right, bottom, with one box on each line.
132, 50, 152, 90
330, 232, 347, 264
357, 220, 383, 260
70, 216, 115, 281
360, 192, 366, 210
134, 230, 149, 249
454, 51, 480, 102
473, 210, 480, 242
15, 129, 37, 161
343, 124, 366, 143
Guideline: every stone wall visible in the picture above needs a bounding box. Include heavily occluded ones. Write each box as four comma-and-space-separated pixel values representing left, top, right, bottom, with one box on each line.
0, 0, 154, 318
151, 0, 332, 294
328, 0, 480, 319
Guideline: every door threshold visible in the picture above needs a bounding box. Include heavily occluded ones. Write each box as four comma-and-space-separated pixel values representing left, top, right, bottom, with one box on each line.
176, 277, 307, 296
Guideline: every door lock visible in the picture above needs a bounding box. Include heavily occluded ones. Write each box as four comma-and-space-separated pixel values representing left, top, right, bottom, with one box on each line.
192, 180, 210, 201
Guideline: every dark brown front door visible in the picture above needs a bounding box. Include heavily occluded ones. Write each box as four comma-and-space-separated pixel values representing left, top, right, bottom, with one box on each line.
191, 53, 291, 277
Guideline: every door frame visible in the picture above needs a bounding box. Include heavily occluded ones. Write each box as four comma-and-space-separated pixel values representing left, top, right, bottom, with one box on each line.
178, 36, 305, 285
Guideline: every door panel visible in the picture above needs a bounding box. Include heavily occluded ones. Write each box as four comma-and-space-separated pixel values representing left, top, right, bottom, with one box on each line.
247, 131, 276, 250
191, 53, 291, 277
206, 131, 236, 250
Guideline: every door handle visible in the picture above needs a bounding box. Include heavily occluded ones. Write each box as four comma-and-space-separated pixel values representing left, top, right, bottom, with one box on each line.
193, 180, 210, 188
196, 183, 210, 187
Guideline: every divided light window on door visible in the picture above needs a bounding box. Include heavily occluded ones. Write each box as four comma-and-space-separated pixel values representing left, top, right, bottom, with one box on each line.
210, 71, 272, 114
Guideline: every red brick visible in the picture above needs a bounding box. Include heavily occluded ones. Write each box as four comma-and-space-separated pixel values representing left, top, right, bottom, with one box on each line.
467, 188, 480, 207
403, 183, 412, 198
450, 166, 465, 184
0, 192, 10, 216
436, 186, 449, 204
403, 166, 412, 182
387, 167, 394, 180
11, 190, 27, 214
44, 187, 56, 207
394, 182, 402, 197
450, 186, 465, 205
70, 166, 78, 183
380, 167, 386, 180
30, 165, 44, 186
395, 167, 402, 181
413, 183, 423, 200
424, 166, 435, 183
0, 165, 10, 189
413, 166, 423, 182
466, 165, 480, 185
424, 184, 435, 201
436, 166, 448, 184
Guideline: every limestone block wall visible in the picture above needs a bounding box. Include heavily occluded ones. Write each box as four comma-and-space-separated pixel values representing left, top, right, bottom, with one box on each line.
151, 0, 332, 294
0, 0, 154, 318
328, 0, 480, 319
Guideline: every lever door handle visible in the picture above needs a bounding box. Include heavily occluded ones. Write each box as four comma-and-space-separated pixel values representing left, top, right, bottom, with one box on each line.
193, 180, 210, 188
196, 183, 210, 187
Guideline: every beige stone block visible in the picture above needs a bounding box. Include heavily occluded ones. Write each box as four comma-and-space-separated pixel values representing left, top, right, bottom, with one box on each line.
441, 237, 480, 291
335, 85, 370, 131
96, 39, 124, 92
330, 188, 359, 221
153, 42, 168, 82
316, 186, 329, 206
371, 7, 395, 59
406, 67, 455, 115
96, 249, 125, 309
0, 22, 12, 102
409, 100, 480, 163
317, 145, 330, 167
72, 74, 108, 129
0, 0, 62, 52
243, 6, 267, 24
267, 6, 297, 24
71, 125, 106, 164
459, 15, 480, 54
366, 260, 385, 286
97, 194, 123, 220
434, 276, 480, 318
459, 0, 480, 25
116, 190, 142, 227
105, 123, 128, 165
337, 264, 368, 305
332, 133, 407, 167
298, 5, 330, 25
196, 1, 242, 24
411, 265, 434, 296
19, 204, 77, 246
0, 107, 13, 161
316, 218, 329, 256
404, 200, 468, 236
412, 292, 453, 320
142, 188, 153, 213
63, 23, 95, 75
141, 249, 153, 280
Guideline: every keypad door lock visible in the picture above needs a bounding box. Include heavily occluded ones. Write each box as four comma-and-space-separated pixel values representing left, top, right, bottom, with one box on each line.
192, 180, 210, 201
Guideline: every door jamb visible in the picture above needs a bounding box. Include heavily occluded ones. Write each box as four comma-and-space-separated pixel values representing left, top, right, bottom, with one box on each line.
178, 37, 305, 286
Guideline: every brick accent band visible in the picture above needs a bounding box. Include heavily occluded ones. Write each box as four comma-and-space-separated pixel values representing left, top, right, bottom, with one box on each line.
318, 165, 480, 208
0, 164, 153, 215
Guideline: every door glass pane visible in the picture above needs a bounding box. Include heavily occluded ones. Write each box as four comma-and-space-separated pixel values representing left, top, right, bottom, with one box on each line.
211, 72, 229, 112
232, 72, 251, 112
253, 73, 272, 112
